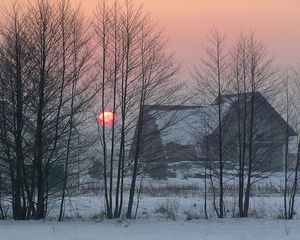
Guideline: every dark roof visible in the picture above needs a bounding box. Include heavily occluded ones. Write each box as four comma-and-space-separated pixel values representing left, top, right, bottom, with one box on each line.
144, 105, 202, 111
218, 92, 297, 136
144, 91, 297, 138
215, 91, 262, 104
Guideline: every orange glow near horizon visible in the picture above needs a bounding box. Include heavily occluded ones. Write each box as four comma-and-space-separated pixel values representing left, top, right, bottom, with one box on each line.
1, 0, 300, 79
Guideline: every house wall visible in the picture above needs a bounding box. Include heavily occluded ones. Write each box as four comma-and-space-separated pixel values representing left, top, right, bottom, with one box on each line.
165, 143, 197, 162
130, 111, 168, 179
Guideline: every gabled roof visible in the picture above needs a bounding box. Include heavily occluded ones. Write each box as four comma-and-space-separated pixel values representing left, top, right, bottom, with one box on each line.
143, 92, 297, 147
217, 92, 297, 137
146, 102, 231, 146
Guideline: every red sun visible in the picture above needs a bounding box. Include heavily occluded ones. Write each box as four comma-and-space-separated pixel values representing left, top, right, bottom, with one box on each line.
98, 111, 116, 126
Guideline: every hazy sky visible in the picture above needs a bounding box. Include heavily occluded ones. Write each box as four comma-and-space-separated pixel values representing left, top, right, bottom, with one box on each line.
2, 0, 300, 79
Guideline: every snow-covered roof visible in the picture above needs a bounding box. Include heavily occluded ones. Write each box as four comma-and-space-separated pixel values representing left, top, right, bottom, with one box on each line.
148, 102, 231, 146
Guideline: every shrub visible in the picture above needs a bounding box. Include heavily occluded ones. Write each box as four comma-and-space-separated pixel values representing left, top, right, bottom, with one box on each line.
154, 198, 179, 220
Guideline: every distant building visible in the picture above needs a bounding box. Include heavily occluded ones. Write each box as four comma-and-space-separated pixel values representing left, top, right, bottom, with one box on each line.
129, 92, 297, 179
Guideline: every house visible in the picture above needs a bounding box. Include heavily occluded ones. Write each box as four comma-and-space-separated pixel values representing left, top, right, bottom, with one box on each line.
129, 92, 298, 179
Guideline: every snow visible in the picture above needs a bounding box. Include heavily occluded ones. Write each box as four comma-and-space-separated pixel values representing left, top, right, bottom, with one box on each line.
0, 192, 299, 240
0, 218, 299, 240
1, 174, 300, 240
149, 102, 231, 146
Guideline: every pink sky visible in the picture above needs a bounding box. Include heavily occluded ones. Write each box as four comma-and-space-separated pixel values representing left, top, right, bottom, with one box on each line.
2, 0, 300, 78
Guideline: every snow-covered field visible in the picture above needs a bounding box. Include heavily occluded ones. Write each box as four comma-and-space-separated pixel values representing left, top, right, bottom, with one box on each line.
0, 218, 299, 240
44, 195, 299, 220
1, 175, 299, 240
1, 193, 298, 240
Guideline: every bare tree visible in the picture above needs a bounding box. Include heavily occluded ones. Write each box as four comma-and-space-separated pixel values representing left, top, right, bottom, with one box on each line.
282, 66, 300, 219
193, 27, 230, 218
194, 29, 281, 219
57, 0, 93, 222
230, 30, 279, 217
126, 12, 180, 218
94, 0, 180, 219
280, 68, 293, 219
0, 0, 94, 220
0, 1, 31, 219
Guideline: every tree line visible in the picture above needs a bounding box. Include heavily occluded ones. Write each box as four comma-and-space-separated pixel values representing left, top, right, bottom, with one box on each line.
0, 0, 180, 220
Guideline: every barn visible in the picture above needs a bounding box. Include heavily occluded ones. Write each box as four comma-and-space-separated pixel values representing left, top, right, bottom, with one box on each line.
129, 92, 298, 179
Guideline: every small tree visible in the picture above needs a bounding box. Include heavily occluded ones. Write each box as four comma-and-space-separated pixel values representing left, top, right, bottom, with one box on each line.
193, 27, 230, 218
230, 30, 278, 217
282, 66, 300, 219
